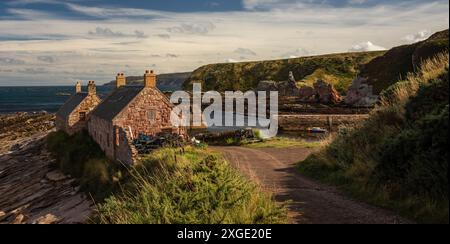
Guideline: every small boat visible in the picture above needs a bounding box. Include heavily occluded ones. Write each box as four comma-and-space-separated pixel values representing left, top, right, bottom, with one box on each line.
308, 127, 328, 133
56, 92, 71, 96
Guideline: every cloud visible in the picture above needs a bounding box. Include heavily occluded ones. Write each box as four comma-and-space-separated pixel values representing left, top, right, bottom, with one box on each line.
347, 0, 369, 4
0, 57, 26, 65
134, 30, 148, 39
37, 55, 56, 63
66, 3, 167, 19
0, 69, 14, 73
156, 34, 171, 39
0, 0, 448, 85
402, 30, 431, 44
6, 0, 59, 5
226, 58, 239, 63
88, 27, 125, 37
17, 67, 49, 74
282, 48, 310, 58
0, 34, 68, 41
6, 8, 56, 20
234, 48, 257, 56
167, 22, 216, 35
348, 41, 386, 52
166, 53, 179, 58
88, 27, 148, 38
242, 0, 315, 10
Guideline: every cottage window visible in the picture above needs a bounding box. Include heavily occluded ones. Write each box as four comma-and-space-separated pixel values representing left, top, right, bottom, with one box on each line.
79, 112, 87, 121
148, 110, 157, 123
107, 133, 110, 148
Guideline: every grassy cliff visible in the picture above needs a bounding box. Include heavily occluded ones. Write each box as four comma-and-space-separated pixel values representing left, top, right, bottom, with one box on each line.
183, 52, 385, 94
183, 30, 448, 96
359, 29, 449, 94
298, 53, 449, 223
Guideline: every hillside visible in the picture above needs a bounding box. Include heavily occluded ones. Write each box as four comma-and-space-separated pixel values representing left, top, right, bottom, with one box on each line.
359, 29, 449, 94
104, 72, 191, 91
183, 52, 385, 94
299, 53, 449, 223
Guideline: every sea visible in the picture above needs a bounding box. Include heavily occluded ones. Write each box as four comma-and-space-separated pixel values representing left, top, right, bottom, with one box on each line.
0, 86, 113, 114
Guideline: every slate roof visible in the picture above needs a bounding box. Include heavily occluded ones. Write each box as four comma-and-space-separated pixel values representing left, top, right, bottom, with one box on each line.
91, 86, 144, 121
56, 93, 88, 119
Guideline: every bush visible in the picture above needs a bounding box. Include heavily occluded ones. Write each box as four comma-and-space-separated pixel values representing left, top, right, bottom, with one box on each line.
375, 106, 449, 200
47, 130, 124, 201
96, 147, 287, 224
298, 53, 449, 223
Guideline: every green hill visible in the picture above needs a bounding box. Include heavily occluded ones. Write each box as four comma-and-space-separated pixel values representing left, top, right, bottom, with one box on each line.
183, 30, 448, 96
359, 29, 449, 94
183, 52, 386, 94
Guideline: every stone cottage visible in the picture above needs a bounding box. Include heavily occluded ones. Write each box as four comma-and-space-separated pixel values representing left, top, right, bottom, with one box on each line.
55, 81, 101, 135
87, 70, 187, 165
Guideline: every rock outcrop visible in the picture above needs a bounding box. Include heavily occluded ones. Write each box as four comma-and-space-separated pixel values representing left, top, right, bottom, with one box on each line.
256, 71, 300, 96
0, 113, 93, 224
0, 113, 55, 155
345, 77, 379, 107
297, 80, 342, 104
257, 74, 342, 104
0, 136, 93, 224
313, 80, 342, 104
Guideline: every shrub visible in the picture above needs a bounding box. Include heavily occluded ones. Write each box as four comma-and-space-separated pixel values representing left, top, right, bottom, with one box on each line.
46, 130, 124, 201
298, 53, 449, 223
95, 147, 287, 224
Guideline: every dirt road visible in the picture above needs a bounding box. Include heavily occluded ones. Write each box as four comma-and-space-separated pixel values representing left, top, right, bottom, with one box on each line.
214, 146, 412, 224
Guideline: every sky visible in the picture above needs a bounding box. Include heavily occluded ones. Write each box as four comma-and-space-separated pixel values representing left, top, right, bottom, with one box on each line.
0, 0, 448, 86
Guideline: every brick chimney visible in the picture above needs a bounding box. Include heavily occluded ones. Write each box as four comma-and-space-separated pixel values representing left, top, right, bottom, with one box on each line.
116, 72, 126, 88
75, 81, 81, 93
144, 70, 156, 88
88, 81, 96, 95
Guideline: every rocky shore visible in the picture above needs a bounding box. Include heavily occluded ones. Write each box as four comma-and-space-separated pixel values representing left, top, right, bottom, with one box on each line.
0, 113, 55, 155
0, 113, 93, 224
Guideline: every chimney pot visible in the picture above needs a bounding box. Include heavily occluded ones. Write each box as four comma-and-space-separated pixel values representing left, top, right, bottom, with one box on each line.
144, 69, 156, 88
75, 81, 81, 93
116, 72, 126, 88
88, 80, 96, 95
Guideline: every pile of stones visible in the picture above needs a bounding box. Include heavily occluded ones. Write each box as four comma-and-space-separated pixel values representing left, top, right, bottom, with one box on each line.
132, 133, 185, 154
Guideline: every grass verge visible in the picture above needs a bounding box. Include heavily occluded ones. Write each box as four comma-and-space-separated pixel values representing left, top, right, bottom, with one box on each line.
95, 147, 288, 224
245, 137, 324, 149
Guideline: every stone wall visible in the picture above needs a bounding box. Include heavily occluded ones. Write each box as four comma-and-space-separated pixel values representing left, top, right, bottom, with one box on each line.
88, 115, 114, 159
114, 126, 138, 165
114, 87, 186, 138
61, 95, 100, 135
279, 114, 369, 132
55, 116, 67, 133
89, 87, 187, 165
